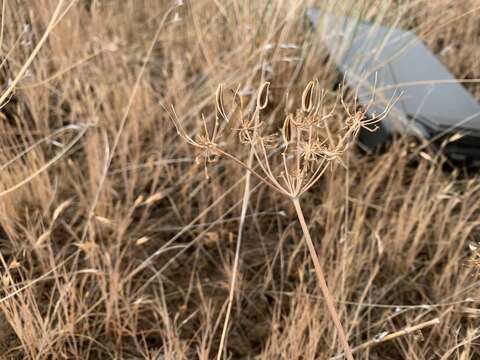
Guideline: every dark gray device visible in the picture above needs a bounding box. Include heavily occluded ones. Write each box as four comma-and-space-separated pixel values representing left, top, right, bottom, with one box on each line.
308, 8, 480, 164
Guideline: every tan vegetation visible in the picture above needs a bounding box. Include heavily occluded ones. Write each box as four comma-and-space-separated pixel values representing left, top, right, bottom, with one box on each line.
0, 0, 479, 359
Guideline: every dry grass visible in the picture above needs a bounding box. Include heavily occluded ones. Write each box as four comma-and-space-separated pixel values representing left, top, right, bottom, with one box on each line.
0, 0, 480, 359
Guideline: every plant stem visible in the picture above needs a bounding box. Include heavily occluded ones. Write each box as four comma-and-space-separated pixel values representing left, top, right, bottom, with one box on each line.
291, 197, 354, 360
216, 150, 254, 360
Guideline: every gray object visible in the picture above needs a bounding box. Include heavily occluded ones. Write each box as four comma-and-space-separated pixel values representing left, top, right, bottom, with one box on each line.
308, 8, 480, 163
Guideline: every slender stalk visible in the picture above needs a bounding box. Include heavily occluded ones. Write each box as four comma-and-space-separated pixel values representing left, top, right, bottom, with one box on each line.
291, 197, 354, 360
216, 150, 254, 360
216, 92, 262, 359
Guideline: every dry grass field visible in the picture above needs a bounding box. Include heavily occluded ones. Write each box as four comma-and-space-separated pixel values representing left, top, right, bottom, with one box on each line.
1, 0, 480, 359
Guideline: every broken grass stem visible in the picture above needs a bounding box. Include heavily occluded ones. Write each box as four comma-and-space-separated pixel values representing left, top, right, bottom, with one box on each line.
291, 196, 355, 360
330, 317, 441, 359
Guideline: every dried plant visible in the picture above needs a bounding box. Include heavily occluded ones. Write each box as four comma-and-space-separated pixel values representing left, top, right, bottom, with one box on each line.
1, 1, 479, 358
169, 80, 394, 359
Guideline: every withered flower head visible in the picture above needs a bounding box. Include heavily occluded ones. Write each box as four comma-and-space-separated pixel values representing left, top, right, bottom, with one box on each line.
169, 80, 393, 196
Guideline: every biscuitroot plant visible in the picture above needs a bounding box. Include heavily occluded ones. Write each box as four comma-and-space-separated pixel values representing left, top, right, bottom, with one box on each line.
168, 80, 395, 360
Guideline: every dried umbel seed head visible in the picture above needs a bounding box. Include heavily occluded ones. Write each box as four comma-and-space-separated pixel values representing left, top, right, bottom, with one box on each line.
169, 80, 390, 196
237, 117, 264, 144
340, 72, 401, 140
